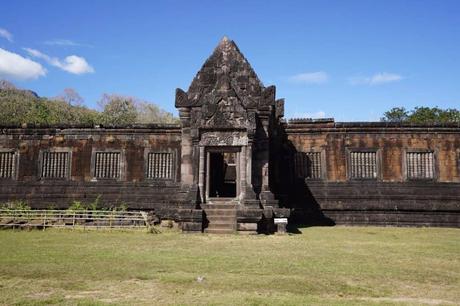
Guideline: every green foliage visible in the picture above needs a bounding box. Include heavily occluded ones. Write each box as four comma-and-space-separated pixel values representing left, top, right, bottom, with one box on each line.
68, 197, 105, 211
99, 94, 137, 125
409, 106, 460, 124
47, 203, 57, 210
98, 94, 179, 125
88, 195, 102, 211
0, 83, 177, 126
382, 106, 460, 124
67, 201, 86, 211
0, 200, 31, 210
115, 202, 128, 212
381, 107, 409, 122
0, 88, 99, 126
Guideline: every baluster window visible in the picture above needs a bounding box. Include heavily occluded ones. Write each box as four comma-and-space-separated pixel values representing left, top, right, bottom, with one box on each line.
94, 152, 121, 179
294, 151, 322, 179
0, 151, 16, 179
349, 151, 378, 179
41, 151, 70, 178
406, 151, 434, 179
147, 152, 174, 179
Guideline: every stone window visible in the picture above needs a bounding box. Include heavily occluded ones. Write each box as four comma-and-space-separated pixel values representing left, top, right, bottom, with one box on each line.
349, 151, 378, 179
0, 151, 16, 179
94, 152, 121, 179
41, 151, 70, 179
295, 152, 322, 179
146, 152, 174, 179
406, 151, 434, 180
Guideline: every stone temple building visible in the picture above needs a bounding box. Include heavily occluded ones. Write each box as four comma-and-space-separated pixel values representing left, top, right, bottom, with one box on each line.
1, 37, 459, 233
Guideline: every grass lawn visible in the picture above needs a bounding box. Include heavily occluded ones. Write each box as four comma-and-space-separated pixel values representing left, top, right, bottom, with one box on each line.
0, 227, 459, 305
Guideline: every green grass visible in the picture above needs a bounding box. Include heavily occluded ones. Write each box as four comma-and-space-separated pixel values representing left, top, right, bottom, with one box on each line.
0, 227, 459, 305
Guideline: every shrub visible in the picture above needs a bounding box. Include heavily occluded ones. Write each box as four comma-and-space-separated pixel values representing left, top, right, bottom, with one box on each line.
116, 202, 128, 212
1, 200, 31, 210
88, 195, 102, 211
67, 201, 86, 211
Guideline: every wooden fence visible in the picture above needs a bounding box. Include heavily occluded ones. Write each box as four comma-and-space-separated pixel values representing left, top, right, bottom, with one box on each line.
0, 210, 149, 230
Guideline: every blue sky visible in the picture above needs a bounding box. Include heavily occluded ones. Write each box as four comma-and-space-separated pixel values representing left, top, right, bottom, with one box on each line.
0, 0, 459, 121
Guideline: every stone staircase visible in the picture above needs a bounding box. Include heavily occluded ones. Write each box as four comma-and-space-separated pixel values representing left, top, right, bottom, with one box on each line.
203, 198, 237, 234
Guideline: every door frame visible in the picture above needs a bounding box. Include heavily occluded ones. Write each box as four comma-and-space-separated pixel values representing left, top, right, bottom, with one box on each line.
205, 146, 241, 202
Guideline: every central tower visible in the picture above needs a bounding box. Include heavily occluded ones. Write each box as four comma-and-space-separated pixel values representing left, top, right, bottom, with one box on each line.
175, 37, 289, 233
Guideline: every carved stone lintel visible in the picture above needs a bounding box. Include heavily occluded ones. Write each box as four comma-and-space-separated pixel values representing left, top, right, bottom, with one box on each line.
199, 132, 248, 146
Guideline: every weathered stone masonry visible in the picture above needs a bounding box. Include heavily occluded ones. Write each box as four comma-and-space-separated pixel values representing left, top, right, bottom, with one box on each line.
1, 38, 459, 231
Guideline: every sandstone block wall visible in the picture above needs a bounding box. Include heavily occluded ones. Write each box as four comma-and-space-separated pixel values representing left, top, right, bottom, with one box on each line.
0, 125, 190, 214
280, 121, 460, 227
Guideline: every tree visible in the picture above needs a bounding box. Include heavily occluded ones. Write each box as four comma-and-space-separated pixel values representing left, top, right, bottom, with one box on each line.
99, 94, 137, 125
98, 94, 178, 125
0, 89, 35, 124
55, 88, 84, 106
135, 101, 178, 124
0, 83, 98, 126
381, 106, 460, 124
0, 81, 178, 126
409, 107, 460, 124
381, 107, 409, 122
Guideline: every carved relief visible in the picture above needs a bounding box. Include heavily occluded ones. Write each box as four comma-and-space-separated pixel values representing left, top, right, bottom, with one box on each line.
175, 88, 189, 107
175, 37, 283, 134
199, 132, 248, 146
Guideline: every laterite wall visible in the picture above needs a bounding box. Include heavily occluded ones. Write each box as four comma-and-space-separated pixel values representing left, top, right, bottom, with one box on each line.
0, 125, 194, 216
279, 121, 460, 227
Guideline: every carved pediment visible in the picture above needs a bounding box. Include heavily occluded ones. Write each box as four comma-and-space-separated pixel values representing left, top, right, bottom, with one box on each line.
176, 37, 284, 133
203, 97, 247, 128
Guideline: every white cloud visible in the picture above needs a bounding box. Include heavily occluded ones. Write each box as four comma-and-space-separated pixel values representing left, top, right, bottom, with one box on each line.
370, 72, 403, 85
292, 111, 326, 119
0, 28, 13, 42
349, 72, 403, 85
24, 48, 94, 75
57, 55, 95, 74
0, 48, 46, 80
289, 71, 328, 84
44, 39, 92, 47
24, 48, 45, 58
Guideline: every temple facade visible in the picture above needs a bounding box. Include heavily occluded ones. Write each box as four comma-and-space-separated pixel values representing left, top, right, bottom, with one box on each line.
1, 38, 459, 233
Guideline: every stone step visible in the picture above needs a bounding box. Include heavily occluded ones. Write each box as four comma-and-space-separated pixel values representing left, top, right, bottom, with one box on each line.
207, 197, 235, 201
201, 203, 237, 209
204, 228, 236, 234
202, 200, 238, 234
207, 219, 236, 225
204, 210, 236, 217
207, 223, 236, 230
207, 216, 236, 224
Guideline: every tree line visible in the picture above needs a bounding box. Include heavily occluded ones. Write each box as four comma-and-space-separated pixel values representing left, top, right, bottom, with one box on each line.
0, 81, 178, 126
1, 80, 459, 125
381, 106, 460, 124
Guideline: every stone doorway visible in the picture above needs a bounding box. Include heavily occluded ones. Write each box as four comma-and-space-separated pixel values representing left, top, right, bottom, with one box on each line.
208, 152, 237, 198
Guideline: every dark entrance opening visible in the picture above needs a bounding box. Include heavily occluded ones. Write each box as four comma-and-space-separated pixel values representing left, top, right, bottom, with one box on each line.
209, 152, 237, 198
